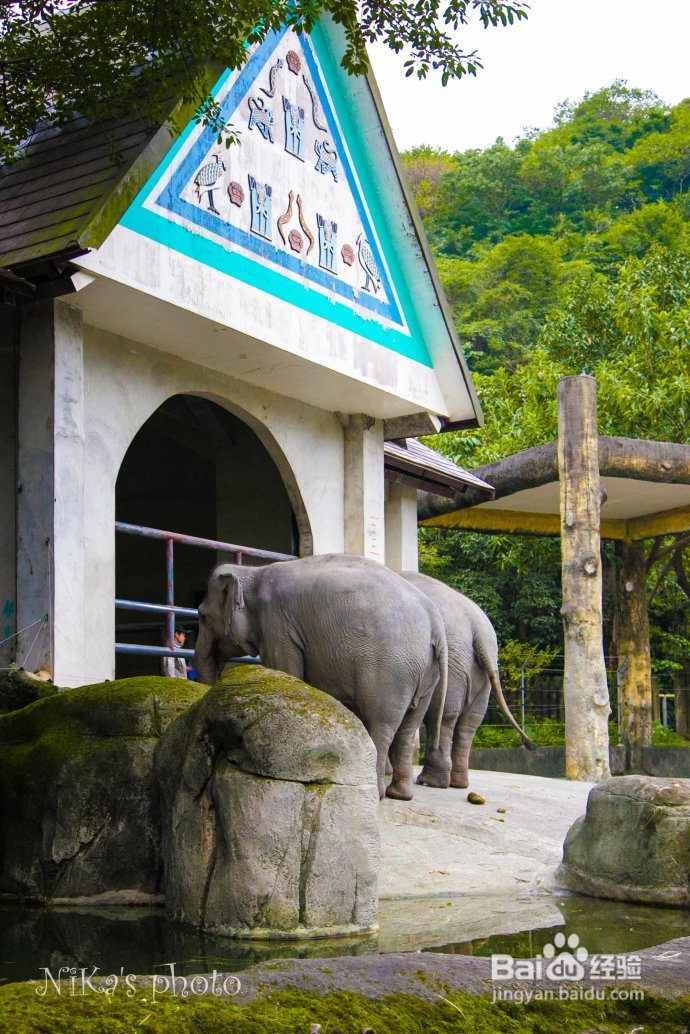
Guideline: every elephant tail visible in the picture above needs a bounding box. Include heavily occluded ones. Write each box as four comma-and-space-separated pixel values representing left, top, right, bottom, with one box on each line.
488, 669, 537, 751
429, 623, 448, 752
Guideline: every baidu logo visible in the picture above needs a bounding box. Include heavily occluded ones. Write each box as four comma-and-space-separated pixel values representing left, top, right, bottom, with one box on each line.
542, 932, 588, 981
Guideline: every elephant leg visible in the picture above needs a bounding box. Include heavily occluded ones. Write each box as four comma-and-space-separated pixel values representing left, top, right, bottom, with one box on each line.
367, 727, 396, 799
386, 708, 423, 801
261, 641, 305, 681
451, 675, 490, 789
416, 707, 455, 788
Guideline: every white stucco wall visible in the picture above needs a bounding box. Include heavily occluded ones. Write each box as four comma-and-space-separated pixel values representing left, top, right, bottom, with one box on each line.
44, 308, 347, 685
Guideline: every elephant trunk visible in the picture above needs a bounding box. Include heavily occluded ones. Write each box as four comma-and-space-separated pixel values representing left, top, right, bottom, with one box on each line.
194, 622, 220, 686
489, 670, 536, 750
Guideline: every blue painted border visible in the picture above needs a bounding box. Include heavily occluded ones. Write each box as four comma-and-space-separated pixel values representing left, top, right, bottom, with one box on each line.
159, 28, 400, 325
119, 27, 433, 367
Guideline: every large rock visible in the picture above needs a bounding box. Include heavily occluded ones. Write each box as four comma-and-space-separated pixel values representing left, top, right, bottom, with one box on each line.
557, 775, 690, 906
155, 666, 380, 939
0, 676, 207, 903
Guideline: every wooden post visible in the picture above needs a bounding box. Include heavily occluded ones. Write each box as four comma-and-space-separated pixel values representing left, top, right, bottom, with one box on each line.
674, 665, 690, 738
615, 540, 652, 771
558, 376, 611, 781
651, 677, 661, 723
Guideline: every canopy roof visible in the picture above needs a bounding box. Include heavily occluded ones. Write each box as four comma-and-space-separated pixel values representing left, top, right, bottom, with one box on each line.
384, 438, 494, 500
420, 437, 690, 541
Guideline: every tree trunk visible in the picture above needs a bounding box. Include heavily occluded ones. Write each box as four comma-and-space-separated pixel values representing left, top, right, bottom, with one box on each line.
615, 540, 652, 771
558, 376, 611, 782
674, 664, 690, 738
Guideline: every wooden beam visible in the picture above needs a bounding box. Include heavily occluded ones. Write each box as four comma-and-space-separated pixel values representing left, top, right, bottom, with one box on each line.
422, 503, 690, 542
418, 435, 690, 522
422, 506, 630, 539
625, 505, 690, 541
421, 507, 561, 535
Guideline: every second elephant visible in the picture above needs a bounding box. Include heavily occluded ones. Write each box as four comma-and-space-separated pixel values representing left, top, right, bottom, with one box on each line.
401, 572, 534, 789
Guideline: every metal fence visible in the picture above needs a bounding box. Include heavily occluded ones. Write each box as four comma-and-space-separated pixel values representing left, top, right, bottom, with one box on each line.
114, 521, 296, 662
485, 657, 678, 737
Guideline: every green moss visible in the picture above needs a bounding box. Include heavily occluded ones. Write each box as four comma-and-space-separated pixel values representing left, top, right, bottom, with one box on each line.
0, 664, 60, 710
0, 983, 688, 1034
0, 676, 209, 824
0, 676, 208, 747
218, 667, 355, 729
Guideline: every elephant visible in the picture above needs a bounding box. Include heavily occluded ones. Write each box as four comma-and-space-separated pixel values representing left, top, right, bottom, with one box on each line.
400, 572, 535, 790
195, 553, 448, 801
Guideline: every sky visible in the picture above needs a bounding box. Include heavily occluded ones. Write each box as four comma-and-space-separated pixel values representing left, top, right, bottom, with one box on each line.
369, 0, 690, 154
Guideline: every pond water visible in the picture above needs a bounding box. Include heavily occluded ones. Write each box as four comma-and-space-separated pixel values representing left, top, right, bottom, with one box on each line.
422, 895, 690, 959
2, 895, 689, 986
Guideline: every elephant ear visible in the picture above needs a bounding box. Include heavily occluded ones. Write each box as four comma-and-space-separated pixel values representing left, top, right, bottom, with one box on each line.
219, 571, 245, 630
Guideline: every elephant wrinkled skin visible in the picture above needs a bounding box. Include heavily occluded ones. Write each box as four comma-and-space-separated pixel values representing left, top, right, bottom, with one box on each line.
195, 554, 448, 801
401, 572, 534, 790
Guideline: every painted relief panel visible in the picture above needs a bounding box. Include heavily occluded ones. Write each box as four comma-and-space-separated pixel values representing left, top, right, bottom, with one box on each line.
121, 25, 415, 346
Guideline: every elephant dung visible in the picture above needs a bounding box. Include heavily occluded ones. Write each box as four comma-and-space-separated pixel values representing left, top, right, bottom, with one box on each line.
154, 665, 380, 939
556, 775, 690, 907
0, 676, 208, 903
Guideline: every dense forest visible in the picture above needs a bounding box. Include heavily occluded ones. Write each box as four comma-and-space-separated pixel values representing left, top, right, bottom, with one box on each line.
401, 82, 690, 691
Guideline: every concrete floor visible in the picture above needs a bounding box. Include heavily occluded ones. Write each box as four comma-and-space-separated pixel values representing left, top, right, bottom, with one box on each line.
377, 768, 593, 951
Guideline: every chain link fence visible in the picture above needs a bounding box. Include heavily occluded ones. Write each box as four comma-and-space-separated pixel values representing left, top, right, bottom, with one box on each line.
484, 657, 679, 741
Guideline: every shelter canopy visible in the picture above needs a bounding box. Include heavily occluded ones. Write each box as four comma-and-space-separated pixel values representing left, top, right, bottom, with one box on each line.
420, 437, 690, 541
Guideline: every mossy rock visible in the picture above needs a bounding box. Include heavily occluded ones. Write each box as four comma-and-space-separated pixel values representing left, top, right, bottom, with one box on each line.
155, 665, 380, 939
0, 665, 58, 715
558, 775, 690, 906
0, 676, 208, 904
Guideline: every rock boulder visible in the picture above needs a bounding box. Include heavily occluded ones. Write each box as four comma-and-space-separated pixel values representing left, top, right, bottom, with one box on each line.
557, 775, 690, 906
154, 665, 380, 939
0, 676, 207, 903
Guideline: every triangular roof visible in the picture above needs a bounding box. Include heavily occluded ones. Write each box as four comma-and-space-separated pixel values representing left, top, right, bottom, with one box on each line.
0, 18, 482, 428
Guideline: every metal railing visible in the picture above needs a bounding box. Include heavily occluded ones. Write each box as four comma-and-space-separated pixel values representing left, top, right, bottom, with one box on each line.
115, 521, 296, 661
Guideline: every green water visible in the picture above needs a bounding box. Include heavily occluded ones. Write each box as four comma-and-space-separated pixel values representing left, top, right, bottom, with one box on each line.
2, 896, 689, 986
424, 896, 690, 959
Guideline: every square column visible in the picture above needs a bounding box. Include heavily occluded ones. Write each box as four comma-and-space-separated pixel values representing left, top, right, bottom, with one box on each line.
16, 300, 88, 686
342, 414, 384, 562
0, 311, 17, 668
384, 481, 419, 572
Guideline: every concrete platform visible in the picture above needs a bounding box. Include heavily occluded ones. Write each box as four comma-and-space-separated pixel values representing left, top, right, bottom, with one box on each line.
378, 768, 593, 950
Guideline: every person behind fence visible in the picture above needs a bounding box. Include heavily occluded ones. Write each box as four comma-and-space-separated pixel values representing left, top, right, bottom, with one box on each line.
161, 626, 190, 679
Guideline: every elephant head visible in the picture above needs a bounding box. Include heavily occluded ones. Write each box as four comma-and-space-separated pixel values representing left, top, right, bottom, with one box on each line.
194, 564, 260, 685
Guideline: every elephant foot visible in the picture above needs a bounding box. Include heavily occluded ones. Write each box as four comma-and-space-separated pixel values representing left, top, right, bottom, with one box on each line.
450, 770, 470, 789
385, 780, 414, 801
416, 766, 451, 789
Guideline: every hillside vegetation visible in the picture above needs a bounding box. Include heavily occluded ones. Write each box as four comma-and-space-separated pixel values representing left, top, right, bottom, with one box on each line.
402, 82, 690, 683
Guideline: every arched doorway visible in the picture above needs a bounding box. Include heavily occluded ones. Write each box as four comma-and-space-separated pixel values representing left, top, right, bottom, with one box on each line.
115, 394, 301, 677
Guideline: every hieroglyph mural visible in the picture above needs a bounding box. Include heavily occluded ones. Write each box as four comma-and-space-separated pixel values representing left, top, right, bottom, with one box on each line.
128, 26, 408, 337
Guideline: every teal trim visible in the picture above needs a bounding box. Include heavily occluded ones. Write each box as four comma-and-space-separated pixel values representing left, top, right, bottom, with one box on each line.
309, 23, 428, 359
118, 33, 433, 368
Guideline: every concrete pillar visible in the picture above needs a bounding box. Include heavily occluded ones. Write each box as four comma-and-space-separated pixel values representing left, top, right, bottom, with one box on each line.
0, 309, 17, 668
385, 481, 419, 572
342, 414, 384, 562
16, 300, 87, 686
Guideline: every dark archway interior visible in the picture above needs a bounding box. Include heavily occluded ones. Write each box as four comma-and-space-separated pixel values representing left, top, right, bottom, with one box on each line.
115, 395, 298, 677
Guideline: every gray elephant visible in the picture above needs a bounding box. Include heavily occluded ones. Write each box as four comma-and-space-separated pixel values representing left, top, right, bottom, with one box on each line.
400, 572, 534, 789
195, 554, 448, 801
